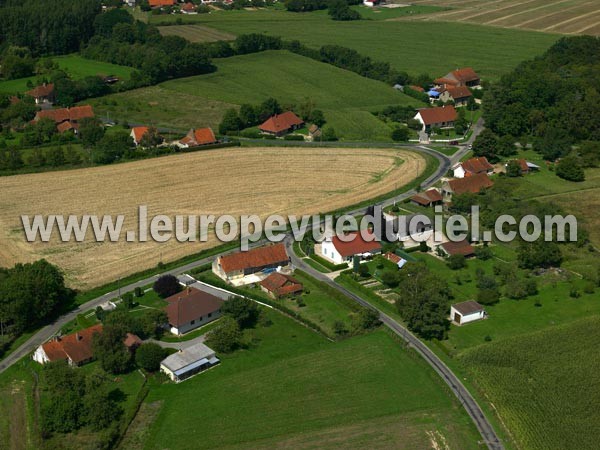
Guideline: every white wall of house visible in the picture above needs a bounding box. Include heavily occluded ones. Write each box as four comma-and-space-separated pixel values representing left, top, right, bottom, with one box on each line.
320, 240, 345, 264
32, 346, 49, 364
450, 307, 485, 325
453, 164, 466, 178
170, 310, 222, 336
413, 112, 426, 131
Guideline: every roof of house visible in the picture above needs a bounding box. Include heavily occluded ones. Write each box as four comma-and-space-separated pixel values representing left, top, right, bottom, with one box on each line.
164, 287, 224, 327
449, 68, 480, 83
434, 77, 459, 86
416, 105, 457, 125
411, 188, 442, 206
124, 333, 142, 348
180, 127, 217, 146
41, 324, 103, 364
452, 300, 484, 315
160, 342, 216, 373
383, 252, 401, 264
259, 272, 303, 296
56, 121, 74, 133
181, 2, 195, 10
444, 86, 472, 100
25, 83, 54, 99
149, 0, 175, 6
35, 105, 94, 123
441, 240, 475, 257
131, 126, 149, 143
330, 231, 382, 258
409, 85, 425, 92
218, 243, 289, 274
259, 111, 304, 134
461, 157, 494, 175
446, 173, 493, 195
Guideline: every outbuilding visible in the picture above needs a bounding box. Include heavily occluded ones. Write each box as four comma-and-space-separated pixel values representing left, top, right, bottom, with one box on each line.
450, 301, 486, 325
160, 343, 219, 382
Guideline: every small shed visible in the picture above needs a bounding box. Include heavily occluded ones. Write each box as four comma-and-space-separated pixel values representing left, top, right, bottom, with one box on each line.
450, 301, 486, 325
160, 343, 219, 383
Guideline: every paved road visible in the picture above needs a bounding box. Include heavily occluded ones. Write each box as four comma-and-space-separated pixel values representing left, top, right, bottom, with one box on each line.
284, 235, 503, 450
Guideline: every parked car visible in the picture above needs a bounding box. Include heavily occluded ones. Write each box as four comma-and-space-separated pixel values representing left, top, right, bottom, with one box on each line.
449, 140, 459, 145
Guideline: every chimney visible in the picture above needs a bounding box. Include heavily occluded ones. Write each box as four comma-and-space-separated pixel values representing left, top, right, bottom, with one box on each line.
76, 332, 81, 341
187, 287, 191, 295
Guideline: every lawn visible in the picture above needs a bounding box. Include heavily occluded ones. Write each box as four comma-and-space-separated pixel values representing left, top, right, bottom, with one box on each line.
0, 55, 134, 95
460, 316, 600, 450
352, 4, 449, 20
161, 50, 415, 140
152, 9, 559, 80
142, 308, 480, 449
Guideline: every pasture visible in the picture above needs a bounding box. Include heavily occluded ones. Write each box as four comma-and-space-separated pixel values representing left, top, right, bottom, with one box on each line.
460, 316, 600, 450
158, 24, 235, 42
408, 0, 600, 36
142, 309, 480, 449
152, 9, 559, 80
0, 146, 424, 289
0, 55, 134, 95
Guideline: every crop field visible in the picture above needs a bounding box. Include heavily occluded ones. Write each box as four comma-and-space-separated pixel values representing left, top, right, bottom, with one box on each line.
460, 316, 600, 450
408, 0, 600, 36
0, 55, 134, 95
158, 24, 235, 42
142, 310, 480, 449
0, 147, 423, 289
152, 9, 559, 80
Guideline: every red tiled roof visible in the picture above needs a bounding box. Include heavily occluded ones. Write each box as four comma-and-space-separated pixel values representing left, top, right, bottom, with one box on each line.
56, 121, 74, 134
131, 126, 149, 143
149, 0, 175, 6
259, 111, 304, 134
181, 2, 195, 10
41, 324, 103, 364
461, 157, 494, 175
416, 106, 457, 126
259, 272, 303, 296
450, 68, 480, 83
219, 243, 289, 274
410, 188, 443, 206
124, 333, 142, 349
515, 159, 529, 172
25, 83, 54, 98
434, 77, 459, 87
383, 252, 401, 264
441, 240, 475, 257
409, 85, 425, 92
445, 86, 472, 100
447, 173, 493, 195
331, 231, 382, 258
164, 287, 224, 327
34, 105, 94, 123
180, 127, 217, 146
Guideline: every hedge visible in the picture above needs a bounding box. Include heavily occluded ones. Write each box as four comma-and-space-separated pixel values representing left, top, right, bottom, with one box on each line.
309, 253, 349, 271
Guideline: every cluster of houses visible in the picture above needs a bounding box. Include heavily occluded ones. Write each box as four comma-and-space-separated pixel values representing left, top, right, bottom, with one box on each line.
126, 0, 233, 13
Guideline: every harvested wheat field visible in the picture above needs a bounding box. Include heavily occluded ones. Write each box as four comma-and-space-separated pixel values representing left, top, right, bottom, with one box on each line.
405, 0, 600, 36
0, 147, 424, 289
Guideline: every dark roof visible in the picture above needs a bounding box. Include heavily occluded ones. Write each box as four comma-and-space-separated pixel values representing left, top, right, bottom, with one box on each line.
164, 287, 224, 327
416, 106, 457, 125
218, 243, 289, 274
453, 300, 484, 315
449, 68, 480, 83
410, 189, 442, 206
441, 240, 475, 256
260, 272, 303, 296
331, 231, 382, 257
444, 86, 472, 100
461, 157, 494, 175
259, 111, 304, 134
41, 324, 103, 364
446, 173, 493, 195
25, 83, 54, 98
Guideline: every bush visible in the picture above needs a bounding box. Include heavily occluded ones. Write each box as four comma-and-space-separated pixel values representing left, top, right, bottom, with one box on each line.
283, 134, 304, 141
357, 264, 370, 278
153, 274, 181, 298
221, 296, 260, 329
135, 343, 166, 372
447, 254, 466, 270
205, 316, 242, 353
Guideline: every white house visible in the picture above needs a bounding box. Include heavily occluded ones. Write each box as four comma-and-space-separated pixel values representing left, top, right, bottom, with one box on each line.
413, 105, 457, 132
160, 343, 219, 383
319, 230, 382, 265
450, 301, 486, 325
164, 287, 224, 335
363, 0, 381, 6
452, 157, 494, 179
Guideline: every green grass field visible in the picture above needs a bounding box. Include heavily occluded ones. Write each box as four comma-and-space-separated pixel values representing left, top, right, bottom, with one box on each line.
0, 55, 134, 95
142, 308, 480, 449
151, 9, 558, 80
460, 316, 600, 450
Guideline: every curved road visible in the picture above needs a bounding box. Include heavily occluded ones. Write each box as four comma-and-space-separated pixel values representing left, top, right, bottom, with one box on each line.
0, 130, 502, 448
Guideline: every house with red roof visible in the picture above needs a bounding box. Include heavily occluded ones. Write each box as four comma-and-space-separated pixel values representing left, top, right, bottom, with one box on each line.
149, 0, 175, 8
259, 111, 304, 137
177, 127, 217, 148
442, 173, 494, 199
413, 105, 457, 132
439, 86, 473, 106
213, 243, 291, 284
319, 231, 382, 265
181, 2, 197, 13
25, 83, 55, 105
33, 324, 103, 366
453, 156, 494, 178
33, 105, 95, 133
439, 239, 476, 258
443, 68, 480, 88
164, 287, 224, 335
260, 272, 303, 298
410, 188, 443, 207
130, 126, 149, 146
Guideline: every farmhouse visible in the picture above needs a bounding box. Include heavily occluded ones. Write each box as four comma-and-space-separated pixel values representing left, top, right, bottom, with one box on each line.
130, 126, 149, 146
25, 82, 55, 104
453, 156, 494, 178
213, 243, 291, 284
439, 68, 481, 88
177, 127, 217, 148
410, 188, 443, 207
181, 2, 197, 13
33, 324, 103, 366
442, 173, 494, 198
439, 86, 472, 106
439, 239, 475, 257
164, 287, 224, 335
414, 106, 457, 132
320, 231, 382, 265
259, 111, 304, 137
148, 0, 175, 8
260, 272, 303, 298
160, 342, 219, 383
450, 301, 486, 325
33, 105, 95, 133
